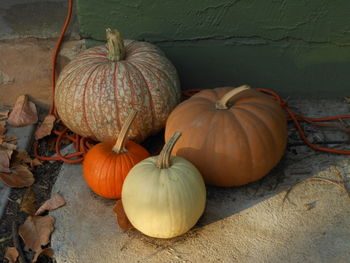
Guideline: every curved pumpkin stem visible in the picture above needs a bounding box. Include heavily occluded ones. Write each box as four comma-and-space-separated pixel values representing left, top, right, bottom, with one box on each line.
156, 131, 182, 169
106, 28, 126, 61
112, 110, 138, 154
215, 85, 251, 110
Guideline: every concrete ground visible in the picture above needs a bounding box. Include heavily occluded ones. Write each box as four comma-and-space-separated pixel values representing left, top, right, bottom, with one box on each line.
50, 99, 350, 263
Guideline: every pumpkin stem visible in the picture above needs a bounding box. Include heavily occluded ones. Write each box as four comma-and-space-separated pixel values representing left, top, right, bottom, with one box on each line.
156, 131, 182, 169
215, 85, 251, 110
112, 110, 138, 154
106, 28, 126, 61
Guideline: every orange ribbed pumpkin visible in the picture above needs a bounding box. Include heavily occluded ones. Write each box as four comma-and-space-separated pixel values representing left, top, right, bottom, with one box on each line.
165, 85, 288, 187
83, 110, 150, 199
55, 29, 181, 142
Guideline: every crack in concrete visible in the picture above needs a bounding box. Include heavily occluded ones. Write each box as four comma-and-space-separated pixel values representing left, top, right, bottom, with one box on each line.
153, 34, 350, 47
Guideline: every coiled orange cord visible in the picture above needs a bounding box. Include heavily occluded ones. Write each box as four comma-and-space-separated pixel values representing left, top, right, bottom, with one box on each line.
34, 0, 350, 163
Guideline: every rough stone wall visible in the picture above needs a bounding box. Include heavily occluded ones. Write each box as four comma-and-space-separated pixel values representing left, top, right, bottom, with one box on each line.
77, 0, 350, 97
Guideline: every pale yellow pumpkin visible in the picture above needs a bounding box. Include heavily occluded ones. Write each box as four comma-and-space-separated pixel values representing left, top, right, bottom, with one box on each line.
122, 132, 206, 238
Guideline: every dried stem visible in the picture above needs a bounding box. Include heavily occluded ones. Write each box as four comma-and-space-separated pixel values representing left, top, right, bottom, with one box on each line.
112, 110, 138, 154
156, 132, 181, 169
106, 28, 126, 61
215, 85, 250, 110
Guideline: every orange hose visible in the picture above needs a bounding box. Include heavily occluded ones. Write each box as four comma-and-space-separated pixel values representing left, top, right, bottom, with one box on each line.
35, 0, 350, 163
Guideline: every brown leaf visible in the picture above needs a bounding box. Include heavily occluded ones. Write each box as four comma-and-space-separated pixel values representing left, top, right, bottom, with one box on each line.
0, 150, 11, 173
7, 95, 38, 127
2, 142, 17, 151
0, 165, 34, 187
113, 200, 134, 231
0, 110, 9, 121
3, 135, 17, 142
4, 247, 19, 263
31, 158, 42, 168
0, 121, 6, 136
20, 188, 37, 215
35, 194, 66, 216
36, 248, 54, 261
19, 215, 55, 262
35, 115, 56, 140
12, 150, 42, 169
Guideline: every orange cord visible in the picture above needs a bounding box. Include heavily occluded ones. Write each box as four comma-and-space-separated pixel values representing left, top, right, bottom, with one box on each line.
34, 0, 94, 163
34, 0, 350, 163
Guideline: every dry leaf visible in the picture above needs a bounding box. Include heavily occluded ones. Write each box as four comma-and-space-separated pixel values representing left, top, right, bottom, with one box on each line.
35, 194, 66, 216
344, 97, 350, 103
31, 158, 42, 167
0, 150, 10, 173
2, 142, 17, 151
20, 188, 37, 215
19, 215, 55, 262
3, 135, 17, 142
36, 248, 54, 261
0, 109, 9, 120
0, 165, 34, 187
7, 95, 38, 127
0, 121, 6, 135
4, 247, 19, 263
35, 114, 56, 140
12, 150, 42, 169
113, 200, 134, 231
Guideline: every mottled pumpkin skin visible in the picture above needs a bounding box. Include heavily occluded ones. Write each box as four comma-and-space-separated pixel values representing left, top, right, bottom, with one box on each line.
83, 140, 150, 199
55, 40, 181, 142
165, 87, 287, 187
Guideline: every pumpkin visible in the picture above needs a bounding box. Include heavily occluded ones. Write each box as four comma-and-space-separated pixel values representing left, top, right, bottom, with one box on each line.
164, 85, 287, 187
55, 29, 181, 142
83, 110, 150, 199
122, 132, 206, 238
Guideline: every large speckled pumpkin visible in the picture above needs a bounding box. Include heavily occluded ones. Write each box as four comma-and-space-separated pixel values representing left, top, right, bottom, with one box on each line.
55, 29, 181, 142
165, 85, 288, 187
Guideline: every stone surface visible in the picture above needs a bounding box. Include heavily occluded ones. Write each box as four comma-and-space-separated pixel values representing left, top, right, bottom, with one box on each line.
0, 0, 79, 40
51, 99, 350, 263
0, 38, 85, 108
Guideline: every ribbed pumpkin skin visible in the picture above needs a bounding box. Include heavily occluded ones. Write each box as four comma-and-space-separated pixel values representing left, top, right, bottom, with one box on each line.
55, 40, 181, 142
83, 140, 150, 199
164, 87, 287, 187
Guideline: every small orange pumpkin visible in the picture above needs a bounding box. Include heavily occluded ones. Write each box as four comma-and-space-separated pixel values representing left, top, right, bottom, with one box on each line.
83, 110, 150, 199
165, 85, 287, 187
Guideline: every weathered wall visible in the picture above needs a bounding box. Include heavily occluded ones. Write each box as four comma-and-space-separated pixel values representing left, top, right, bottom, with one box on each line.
75, 1, 350, 96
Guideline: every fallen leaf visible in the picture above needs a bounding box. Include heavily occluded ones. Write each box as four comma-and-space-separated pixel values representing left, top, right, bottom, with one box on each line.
2, 142, 17, 151
344, 97, 350, 104
0, 109, 9, 120
20, 188, 37, 215
19, 215, 55, 262
3, 135, 17, 142
7, 95, 38, 127
0, 150, 10, 173
0, 121, 6, 135
36, 247, 54, 261
12, 150, 31, 164
12, 150, 42, 169
35, 114, 56, 140
35, 194, 66, 216
31, 158, 42, 168
113, 200, 134, 231
0, 165, 34, 187
4, 247, 19, 263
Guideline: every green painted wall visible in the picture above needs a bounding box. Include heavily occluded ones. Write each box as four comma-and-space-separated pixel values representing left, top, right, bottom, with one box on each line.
76, 0, 350, 97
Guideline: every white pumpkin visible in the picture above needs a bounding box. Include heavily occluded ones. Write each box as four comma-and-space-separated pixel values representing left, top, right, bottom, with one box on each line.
122, 132, 206, 238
